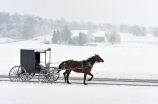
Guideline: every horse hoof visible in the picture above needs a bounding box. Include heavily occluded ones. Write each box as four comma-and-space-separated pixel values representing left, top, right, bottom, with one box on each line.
87, 79, 92, 81
65, 80, 67, 83
84, 83, 87, 85
67, 82, 71, 84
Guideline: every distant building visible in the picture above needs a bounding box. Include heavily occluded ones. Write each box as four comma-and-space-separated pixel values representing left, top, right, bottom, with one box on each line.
94, 37, 105, 42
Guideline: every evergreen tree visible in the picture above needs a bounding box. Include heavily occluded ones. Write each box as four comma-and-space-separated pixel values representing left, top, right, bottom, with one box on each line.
78, 32, 87, 45
153, 28, 158, 37
56, 30, 61, 43
60, 26, 72, 44
141, 27, 147, 36
52, 30, 57, 44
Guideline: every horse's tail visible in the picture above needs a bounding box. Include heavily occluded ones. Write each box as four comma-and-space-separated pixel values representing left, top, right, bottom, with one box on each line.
57, 61, 66, 73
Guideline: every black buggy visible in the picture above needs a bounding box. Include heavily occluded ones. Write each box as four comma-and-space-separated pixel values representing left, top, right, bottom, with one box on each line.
9, 48, 60, 83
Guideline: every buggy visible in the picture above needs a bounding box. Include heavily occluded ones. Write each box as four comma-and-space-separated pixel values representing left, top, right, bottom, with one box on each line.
9, 48, 60, 83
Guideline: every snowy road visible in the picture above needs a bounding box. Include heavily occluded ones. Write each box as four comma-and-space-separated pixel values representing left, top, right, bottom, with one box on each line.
0, 80, 158, 104
1, 76, 158, 87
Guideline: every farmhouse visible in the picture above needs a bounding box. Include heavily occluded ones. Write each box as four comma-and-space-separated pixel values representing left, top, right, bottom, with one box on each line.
93, 31, 106, 42
71, 30, 106, 42
94, 37, 105, 42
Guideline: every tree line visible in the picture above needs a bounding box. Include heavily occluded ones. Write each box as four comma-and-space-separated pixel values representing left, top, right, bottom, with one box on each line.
0, 12, 158, 40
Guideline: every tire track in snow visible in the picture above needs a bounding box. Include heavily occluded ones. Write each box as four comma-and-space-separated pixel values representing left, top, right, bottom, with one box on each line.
1, 76, 158, 87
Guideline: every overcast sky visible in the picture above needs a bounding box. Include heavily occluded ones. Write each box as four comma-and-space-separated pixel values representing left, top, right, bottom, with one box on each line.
0, 0, 158, 27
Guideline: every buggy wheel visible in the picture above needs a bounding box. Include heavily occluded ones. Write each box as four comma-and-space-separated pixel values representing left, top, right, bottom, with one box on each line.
9, 66, 28, 82
38, 70, 50, 83
28, 73, 35, 80
49, 70, 60, 81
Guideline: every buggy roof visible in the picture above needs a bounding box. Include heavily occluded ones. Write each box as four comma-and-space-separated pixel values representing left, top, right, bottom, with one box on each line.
20, 48, 51, 53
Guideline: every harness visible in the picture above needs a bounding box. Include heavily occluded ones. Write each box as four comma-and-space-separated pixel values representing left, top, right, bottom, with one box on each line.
62, 57, 95, 73
81, 61, 92, 73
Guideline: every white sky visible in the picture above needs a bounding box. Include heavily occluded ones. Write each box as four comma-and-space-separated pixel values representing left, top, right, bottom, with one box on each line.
0, 0, 158, 27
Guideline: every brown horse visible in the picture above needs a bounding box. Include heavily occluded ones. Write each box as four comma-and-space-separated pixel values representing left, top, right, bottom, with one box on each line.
57, 54, 104, 85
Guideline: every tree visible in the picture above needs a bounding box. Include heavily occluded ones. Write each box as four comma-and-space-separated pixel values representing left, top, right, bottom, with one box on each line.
60, 26, 72, 44
52, 30, 57, 44
119, 24, 130, 33
52, 30, 61, 44
153, 28, 158, 37
0, 12, 56, 39
56, 30, 61, 43
105, 31, 121, 45
131, 25, 142, 36
141, 27, 147, 36
0, 12, 10, 24
85, 21, 94, 30
21, 15, 36, 39
72, 36, 79, 45
131, 25, 147, 36
0, 24, 8, 37
78, 32, 87, 45
87, 30, 95, 42
69, 21, 80, 30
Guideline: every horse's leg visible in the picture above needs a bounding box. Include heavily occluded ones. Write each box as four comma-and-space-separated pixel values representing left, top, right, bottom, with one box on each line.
63, 71, 67, 83
66, 70, 71, 84
84, 73, 88, 85
87, 72, 93, 81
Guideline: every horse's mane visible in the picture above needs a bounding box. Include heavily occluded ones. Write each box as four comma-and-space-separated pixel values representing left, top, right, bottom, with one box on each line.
68, 56, 95, 62
86, 56, 95, 62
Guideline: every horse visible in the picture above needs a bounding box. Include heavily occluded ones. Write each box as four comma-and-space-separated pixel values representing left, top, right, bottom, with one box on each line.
57, 54, 104, 85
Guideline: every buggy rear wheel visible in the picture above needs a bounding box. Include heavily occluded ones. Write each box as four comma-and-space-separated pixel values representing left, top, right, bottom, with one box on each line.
9, 66, 28, 82
28, 73, 35, 80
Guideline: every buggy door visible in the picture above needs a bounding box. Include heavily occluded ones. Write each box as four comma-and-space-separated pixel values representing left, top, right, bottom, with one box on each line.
20, 49, 35, 73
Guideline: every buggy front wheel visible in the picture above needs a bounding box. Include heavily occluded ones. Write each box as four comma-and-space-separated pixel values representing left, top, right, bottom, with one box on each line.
38, 70, 50, 83
49, 70, 60, 81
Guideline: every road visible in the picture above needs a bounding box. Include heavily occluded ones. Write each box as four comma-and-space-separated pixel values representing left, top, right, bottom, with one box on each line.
1, 75, 158, 87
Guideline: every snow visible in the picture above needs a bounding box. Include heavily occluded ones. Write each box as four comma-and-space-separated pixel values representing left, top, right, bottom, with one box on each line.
0, 32, 158, 79
120, 33, 158, 42
0, 33, 158, 79
0, 82, 158, 104
0, 38, 18, 44
0, 31, 158, 104
93, 30, 106, 37
71, 30, 88, 37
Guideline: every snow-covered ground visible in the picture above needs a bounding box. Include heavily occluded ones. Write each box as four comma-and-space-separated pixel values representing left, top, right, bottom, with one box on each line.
0, 81, 158, 104
0, 31, 158, 104
0, 38, 19, 44
0, 31, 158, 79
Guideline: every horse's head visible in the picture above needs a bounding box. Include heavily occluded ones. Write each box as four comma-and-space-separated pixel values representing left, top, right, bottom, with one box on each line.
94, 54, 104, 63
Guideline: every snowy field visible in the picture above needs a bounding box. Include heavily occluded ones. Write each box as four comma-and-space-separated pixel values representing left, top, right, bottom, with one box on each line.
0, 31, 158, 104
0, 38, 17, 44
0, 31, 158, 79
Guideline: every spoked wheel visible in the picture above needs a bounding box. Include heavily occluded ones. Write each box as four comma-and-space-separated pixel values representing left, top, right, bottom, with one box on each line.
9, 66, 28, 82
28, 73, 35, 80
38, 70, 50, 83
49, 69, 60, 82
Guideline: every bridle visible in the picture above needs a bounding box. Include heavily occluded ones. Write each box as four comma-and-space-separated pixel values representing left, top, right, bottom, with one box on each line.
86, 55, 103, 63
94, 55, 102, 62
